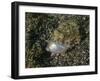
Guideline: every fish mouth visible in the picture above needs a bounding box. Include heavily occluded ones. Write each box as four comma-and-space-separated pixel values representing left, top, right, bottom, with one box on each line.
46, 41, 66, 54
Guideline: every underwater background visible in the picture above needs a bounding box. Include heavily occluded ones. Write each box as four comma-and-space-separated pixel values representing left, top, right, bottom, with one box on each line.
25, 12, 89, 68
